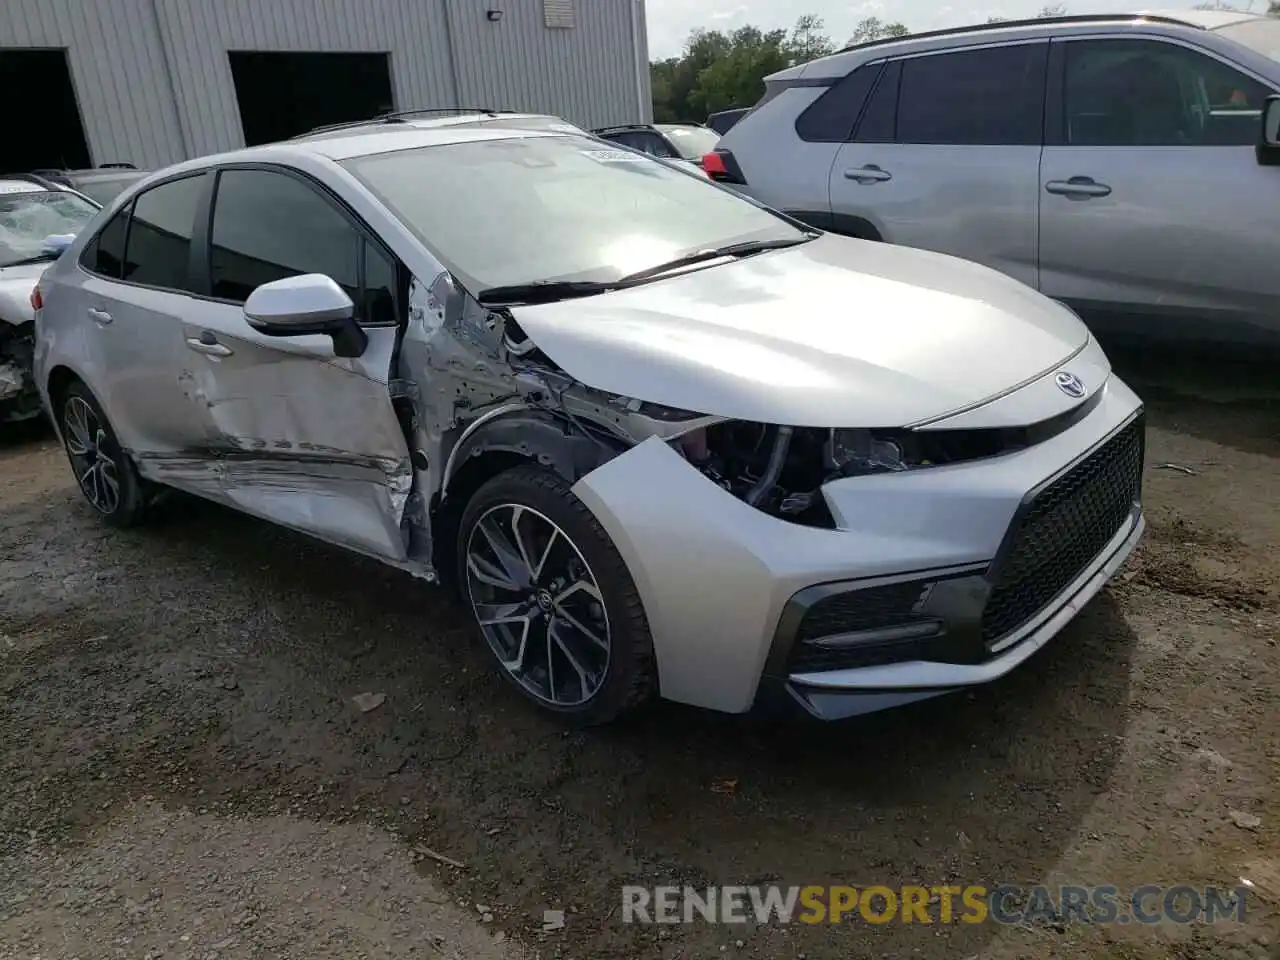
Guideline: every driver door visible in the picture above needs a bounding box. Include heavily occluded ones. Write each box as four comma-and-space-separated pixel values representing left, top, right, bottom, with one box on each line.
179, 165, 411, 563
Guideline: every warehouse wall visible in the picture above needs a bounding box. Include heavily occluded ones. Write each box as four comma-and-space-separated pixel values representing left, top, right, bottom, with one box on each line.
0, 0, 187, 168
1, 0, 650, 170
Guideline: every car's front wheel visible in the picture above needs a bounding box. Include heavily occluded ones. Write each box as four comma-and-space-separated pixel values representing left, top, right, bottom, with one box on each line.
457, 465, 655, 725
58, 380, 148, 527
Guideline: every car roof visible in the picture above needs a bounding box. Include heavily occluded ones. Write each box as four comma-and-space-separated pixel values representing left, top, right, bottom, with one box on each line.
291, 110, 587, 142
768, 10, 1270, 81
0, 176, 53, 195
153, 123, 578, 182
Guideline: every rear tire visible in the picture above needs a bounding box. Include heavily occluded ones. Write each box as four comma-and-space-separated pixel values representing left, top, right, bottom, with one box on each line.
456, 465, 656, 725
57, 380, 148, 528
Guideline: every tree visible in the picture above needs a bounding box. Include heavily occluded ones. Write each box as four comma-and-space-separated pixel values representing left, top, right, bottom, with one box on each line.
986, 16, 1009, 22
786, 14, 835, 62
1037, 3, 1067, 15
1270, 0, 1279, 14
650, 14, 840, 122
846, 16, 911, 46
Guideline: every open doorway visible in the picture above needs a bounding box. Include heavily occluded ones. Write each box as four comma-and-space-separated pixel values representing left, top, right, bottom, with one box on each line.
229, 51, 395, 144
0, 49, 90, 170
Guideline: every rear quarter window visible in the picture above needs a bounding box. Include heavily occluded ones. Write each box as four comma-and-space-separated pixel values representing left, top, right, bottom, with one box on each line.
795, 64, 885, 142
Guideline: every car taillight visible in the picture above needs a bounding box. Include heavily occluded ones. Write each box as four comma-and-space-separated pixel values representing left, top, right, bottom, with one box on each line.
29, 286, 42, 311
701, 149, 746, 185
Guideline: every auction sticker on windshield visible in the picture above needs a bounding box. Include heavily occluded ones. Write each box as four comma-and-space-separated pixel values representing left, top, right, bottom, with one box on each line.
580, 149, 649, 163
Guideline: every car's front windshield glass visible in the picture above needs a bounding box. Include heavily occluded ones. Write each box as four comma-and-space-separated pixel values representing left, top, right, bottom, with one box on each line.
0, 189, 99, 267
1217, 17, 1280, 63
342, 134, 803, 291
657, 125, 722, 159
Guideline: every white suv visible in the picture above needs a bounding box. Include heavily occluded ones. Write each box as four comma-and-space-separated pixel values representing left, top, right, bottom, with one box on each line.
710, 11, 1280, 345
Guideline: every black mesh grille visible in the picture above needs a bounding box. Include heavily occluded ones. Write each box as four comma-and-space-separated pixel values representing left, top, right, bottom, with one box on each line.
982, 416, 1144, 645
791, 581, 937, 672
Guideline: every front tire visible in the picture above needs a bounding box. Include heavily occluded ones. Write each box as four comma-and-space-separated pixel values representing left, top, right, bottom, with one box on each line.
58, 380, 148, 527
456, 465, 656, 725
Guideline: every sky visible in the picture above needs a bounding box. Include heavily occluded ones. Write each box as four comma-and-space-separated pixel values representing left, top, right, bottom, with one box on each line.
643, 0, 1244, 58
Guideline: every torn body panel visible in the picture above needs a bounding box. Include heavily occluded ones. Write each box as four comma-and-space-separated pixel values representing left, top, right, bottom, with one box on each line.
150, 295, 414, 565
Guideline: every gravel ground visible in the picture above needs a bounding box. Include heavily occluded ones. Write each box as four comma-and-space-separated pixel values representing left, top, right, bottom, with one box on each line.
1, 344, 1278, 960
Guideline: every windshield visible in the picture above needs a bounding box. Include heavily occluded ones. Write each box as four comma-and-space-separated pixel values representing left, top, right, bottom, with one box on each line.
75, 174, 146, 205
343, 134, 802, 291
0, 189, 99, 267
1217, 18, 1280, 62
656, 124, 722, 159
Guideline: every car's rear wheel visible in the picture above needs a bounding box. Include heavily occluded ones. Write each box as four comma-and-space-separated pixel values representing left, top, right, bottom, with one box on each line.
58, 380, 148, 527
457, 465, 655, 725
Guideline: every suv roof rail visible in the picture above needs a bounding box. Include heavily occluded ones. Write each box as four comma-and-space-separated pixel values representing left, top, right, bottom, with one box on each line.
97, 162, 136, 169
294, 106, 514, 138
833, 12, 1202, 54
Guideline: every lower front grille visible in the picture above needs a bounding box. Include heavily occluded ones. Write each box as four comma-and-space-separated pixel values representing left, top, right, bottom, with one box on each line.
789, 580, 947, 672
981, 415, 1144, 645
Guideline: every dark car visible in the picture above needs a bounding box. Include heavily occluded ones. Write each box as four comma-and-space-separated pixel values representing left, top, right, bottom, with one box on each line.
31, 164, 151, 206
706, 108, 750, 135
591, 122, 721, 168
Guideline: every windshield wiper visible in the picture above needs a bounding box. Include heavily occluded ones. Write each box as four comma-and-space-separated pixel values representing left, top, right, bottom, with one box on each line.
0, 253, 58, 268
616, 236, 816, 284
475, 279, 618, 307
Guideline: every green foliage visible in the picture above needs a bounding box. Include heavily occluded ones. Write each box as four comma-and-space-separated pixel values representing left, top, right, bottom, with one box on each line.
845, 16, 911, 45
650, 15, 844, 123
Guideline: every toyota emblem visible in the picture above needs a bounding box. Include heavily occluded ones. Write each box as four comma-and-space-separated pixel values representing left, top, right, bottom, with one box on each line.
1055, 371, 1086, 398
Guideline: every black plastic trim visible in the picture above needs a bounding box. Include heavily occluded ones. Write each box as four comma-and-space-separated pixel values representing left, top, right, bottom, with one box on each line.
762, 564, 990, 682
984, 408, 1145, 592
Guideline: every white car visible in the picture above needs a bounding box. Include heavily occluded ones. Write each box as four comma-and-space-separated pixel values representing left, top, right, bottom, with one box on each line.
32, 119, 1146, 724
0, 176, 99, 423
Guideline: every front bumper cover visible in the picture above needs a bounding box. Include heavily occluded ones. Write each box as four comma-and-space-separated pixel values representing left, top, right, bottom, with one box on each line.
570, 374, 1146, 717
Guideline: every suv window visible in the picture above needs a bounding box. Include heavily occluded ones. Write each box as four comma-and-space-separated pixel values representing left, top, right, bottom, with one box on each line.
209, 168, 394, 324
795, 63, 884, 142
80, 204, 130, 279
1062, 39, 1274, 147
896, 43, 1048, 145
121, 174, 206, 290
855, 61, 902, 142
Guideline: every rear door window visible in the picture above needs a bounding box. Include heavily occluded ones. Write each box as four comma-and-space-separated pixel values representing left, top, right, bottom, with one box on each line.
895, 43, 1048, 145
80, 205, 131, 279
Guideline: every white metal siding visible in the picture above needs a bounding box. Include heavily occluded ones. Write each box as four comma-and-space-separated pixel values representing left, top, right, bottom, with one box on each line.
0, 0, 186, 168
3, 0, 649, 169
447, 0, 649, 128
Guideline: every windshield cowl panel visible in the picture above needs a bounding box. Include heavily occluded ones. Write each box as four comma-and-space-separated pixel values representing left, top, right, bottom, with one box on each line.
342, 134, 803, 296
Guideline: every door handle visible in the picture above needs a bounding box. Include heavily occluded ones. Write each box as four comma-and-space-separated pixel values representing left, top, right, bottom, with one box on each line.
87, 307, 112, 325
186, 332, 233, 358
844, 164, 893, 184
1045, 177, 1112, 199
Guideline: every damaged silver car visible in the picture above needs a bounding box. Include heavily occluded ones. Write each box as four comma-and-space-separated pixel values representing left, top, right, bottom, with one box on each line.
32, 122, 1146, 724
0, 177, 98, 423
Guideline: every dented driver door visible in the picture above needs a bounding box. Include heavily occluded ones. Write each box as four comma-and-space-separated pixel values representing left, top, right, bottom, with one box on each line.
176, 166, 412, 563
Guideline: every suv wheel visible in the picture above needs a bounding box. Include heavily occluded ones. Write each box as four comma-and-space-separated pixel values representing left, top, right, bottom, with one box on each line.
457, 465, 655, 725
58, 380, 148, 527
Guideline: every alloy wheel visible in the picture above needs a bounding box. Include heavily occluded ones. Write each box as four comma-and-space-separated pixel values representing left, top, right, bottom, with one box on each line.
464, 503, 611, 707
62, 395, 121, 515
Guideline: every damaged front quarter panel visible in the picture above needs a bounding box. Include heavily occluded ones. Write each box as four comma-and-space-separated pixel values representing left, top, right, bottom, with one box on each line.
394, 271, 728, 578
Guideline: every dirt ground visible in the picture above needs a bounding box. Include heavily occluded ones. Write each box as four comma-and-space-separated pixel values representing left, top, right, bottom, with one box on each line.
1, 343, 1277, 960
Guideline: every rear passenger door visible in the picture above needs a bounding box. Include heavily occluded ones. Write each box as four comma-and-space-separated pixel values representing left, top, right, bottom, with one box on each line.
177, 165, 412, 563
829, 42, 1049, 288
72, 173, 215, 478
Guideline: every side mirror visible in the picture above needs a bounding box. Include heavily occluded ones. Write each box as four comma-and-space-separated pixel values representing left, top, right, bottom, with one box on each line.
243, 274, 368, 358
1259, 95, 1280, 167
40, 233, 76, 257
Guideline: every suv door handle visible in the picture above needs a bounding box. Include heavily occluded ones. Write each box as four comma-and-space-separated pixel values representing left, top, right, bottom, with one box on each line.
1045, 177, 1112, 199
186, 332, 233, 358
844, 164, 893, 184
87, 308, 112, 325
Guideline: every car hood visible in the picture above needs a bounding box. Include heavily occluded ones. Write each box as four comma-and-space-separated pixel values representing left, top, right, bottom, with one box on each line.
510, 234, 1092, 427
0, 263, 45, 327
